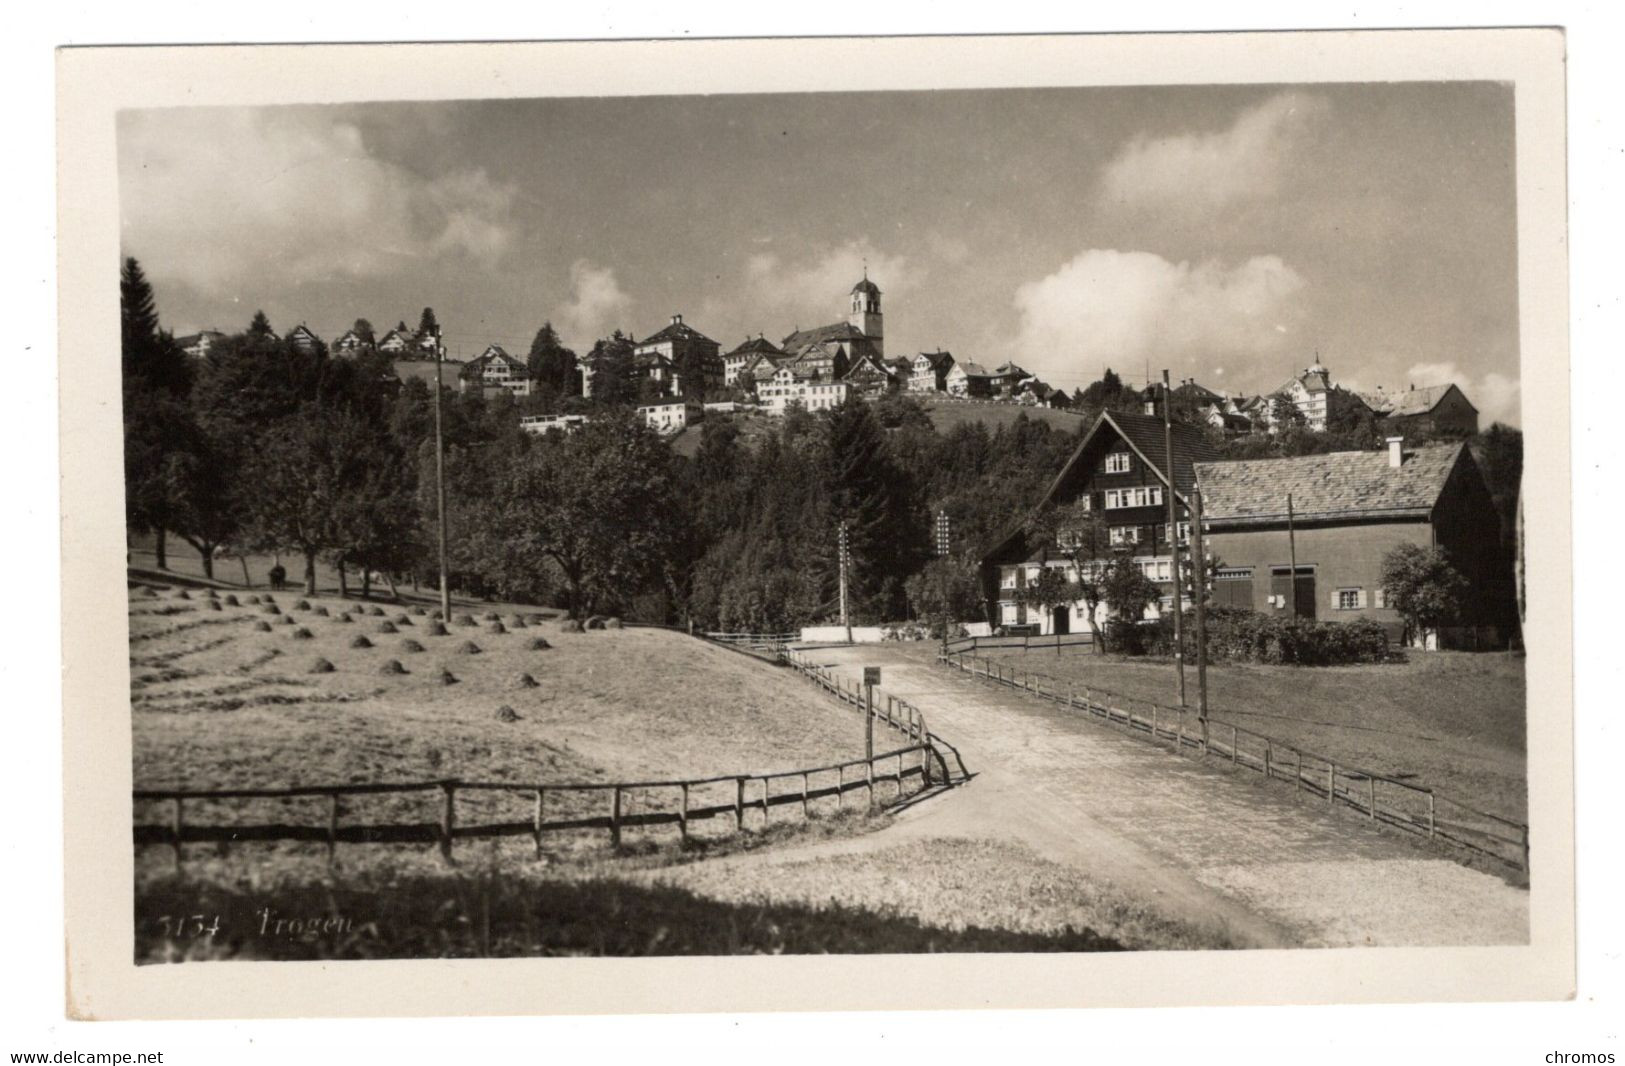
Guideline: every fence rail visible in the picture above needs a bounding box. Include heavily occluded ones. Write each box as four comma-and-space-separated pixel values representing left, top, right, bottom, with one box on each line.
135, 742, 936, 868
944, 631, 1095, 655
938, 650, 1528, 873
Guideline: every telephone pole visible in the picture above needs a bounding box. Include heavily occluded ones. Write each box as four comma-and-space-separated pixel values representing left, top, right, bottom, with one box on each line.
1162, 371, 1188, 707
838, 522, 852, 644
1191, 486, 1212, 748
432, 329, 451, 623
935, 510, 952, 653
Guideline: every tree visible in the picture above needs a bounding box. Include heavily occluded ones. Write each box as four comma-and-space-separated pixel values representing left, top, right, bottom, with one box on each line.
417, 307, 440, 342
121, 258, 194, 568
582, 331, 639, 408
1380, 543, 1469, 646
165, 415, 243, 580
825, 395, 921, 622
352, 318, 377, 346
242, 406, 386, 595
247, 310, 276, 338
476, 417, 687, 617
1102, 556, 1160, 648
1026, 500, 1112, 652
903, 558, 982, 634
1014, 564, 1073, 633
526, 321, 578, 395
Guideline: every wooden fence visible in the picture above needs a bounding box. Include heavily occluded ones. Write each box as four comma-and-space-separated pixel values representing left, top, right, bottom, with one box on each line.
134, 741, 938, 869
704, 631, 800, 652
939, 650, 1529, 873
944, 631, 1095, 655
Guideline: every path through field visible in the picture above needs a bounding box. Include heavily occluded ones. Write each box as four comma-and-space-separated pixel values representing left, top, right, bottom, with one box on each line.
716, 645, 1529, 949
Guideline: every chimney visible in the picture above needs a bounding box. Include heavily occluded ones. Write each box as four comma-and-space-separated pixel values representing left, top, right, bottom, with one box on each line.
1386, 436, 1405, 468
672, 313, 683, 326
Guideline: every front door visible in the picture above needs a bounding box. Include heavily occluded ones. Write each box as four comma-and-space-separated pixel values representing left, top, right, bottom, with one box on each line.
1052, 606, 1070, 635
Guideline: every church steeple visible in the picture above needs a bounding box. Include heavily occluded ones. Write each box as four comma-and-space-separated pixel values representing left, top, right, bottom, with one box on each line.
848, 269, 883, 357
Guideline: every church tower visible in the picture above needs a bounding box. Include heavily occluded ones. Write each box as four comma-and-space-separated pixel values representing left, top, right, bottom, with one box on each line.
848, 272, 883, 357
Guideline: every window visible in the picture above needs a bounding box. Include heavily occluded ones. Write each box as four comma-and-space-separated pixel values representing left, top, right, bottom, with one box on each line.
1105, 452, 1132, 474
1109, 526, 1140, 547
1336, 588, 1367, 610
1105, 486, 1163, 509
1374, 588, 1386, 609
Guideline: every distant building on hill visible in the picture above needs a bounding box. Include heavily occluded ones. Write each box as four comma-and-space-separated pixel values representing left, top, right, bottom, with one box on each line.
722, 335, 784, 388
1360, 383, 1480, 437
175, 330, 227, 358
459, 345, 532, 396
634, 314, 723, 400
909, 350, 955, 392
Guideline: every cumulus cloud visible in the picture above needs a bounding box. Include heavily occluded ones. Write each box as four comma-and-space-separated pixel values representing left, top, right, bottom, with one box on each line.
118, 107, 516, 295
1405, 361, 1522, 426
709, 239, 917, 338
1098, 91, 1328, 214
1009, 249, 1308, 387
554, 260, 633, 347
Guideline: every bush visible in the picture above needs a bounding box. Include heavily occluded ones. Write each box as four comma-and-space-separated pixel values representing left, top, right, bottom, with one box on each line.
1139, 608, 1389, 666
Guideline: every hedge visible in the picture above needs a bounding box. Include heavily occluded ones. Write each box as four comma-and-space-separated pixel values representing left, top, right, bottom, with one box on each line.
1131, 606, 1391, 666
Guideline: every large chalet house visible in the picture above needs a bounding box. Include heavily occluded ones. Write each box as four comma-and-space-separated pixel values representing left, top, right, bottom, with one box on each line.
633, 313, 723, 400
458, 344, 532, 397
980, 410, 1216, 634
377, 322, 440, 357
722, 335, 784, 388
946, 361, 998, 397
908, 350, 955, 392
1195, 437, 1513, 644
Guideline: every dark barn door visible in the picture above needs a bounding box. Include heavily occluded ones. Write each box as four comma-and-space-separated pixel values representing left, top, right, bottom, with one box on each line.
1052, 606, 1070, 635
1213, 567, 1255, 610
1270, 566, 1317, 620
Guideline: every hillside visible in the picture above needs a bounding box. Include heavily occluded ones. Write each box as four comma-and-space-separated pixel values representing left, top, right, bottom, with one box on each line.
917, 395, 1090, 434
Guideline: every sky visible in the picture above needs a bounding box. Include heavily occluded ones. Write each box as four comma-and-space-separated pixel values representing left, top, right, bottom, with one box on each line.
117, 82, 1521, 424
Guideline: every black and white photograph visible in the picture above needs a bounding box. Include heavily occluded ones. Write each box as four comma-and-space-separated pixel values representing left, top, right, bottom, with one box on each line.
53, 28, 1577, 1021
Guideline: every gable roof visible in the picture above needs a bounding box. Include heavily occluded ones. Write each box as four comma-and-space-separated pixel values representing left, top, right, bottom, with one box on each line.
175, 330, 226, 349
1195, 442, 1465, 527
639, 317, 717, 348
1385, 383, 1476, 418
782, 321, 866, 350
980, 410, 1218, 564
725, 335, 784, 359
953, 361, 995, 379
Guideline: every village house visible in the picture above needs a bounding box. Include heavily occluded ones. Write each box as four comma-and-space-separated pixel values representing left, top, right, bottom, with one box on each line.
175, 330, 227, 358
980, 410, 1217, 634
1360, 383, 1480, 437
458, 344, 532, 397
519, 413, 590, 436
909, 350, 955, 392
634, 314, 723, 400
1194, 437, 1513, 645
376, 324, 415, 354
757, 365, 850, 415
946, 360, 999, 398
842, 350, 901, 397
332, 328, 373, 355
721, 336, 784, 388
637, 400, 702, 435
285, 324, 323, 355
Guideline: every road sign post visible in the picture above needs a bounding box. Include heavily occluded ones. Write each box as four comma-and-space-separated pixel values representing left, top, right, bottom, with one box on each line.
863, 666, 880, 762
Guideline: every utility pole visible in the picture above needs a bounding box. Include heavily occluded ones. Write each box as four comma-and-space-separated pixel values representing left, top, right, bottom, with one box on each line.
838, 522, 852, 644
1162, 370, 1188, 707
432, 329, 451, 623
935, 510, 951, 654
1287, 491, 1298, 620
1191, 486, 1212, 749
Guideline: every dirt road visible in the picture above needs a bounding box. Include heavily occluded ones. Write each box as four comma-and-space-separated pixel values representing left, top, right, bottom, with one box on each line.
704, 645, 1529, 949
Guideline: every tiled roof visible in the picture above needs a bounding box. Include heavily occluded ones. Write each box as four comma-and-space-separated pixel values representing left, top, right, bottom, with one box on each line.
725, 336, 783, 358
782, 321, 866, 350
954, 361, 995, 378
639, 319, 717, 347
1385, 383, 1474, 418
1195, 442, 1464, 526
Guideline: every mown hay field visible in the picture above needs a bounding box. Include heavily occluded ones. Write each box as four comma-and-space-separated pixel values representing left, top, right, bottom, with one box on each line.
128, 582, 874, 878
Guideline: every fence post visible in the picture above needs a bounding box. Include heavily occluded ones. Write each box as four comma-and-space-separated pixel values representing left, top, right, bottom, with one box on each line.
610, 786, 623, 847
1295, 749, 1303, 792
679, 783, 690, 843
1263, 741, 1271, 781
802, 772, 810, 818
327, 792, 340, 866
866, 758, 875, 808
1230, 724, 1239, 764
735, 777, 746, 830
439, 782, 456, 863
1152, 704, 1159, 740
1176, 715, 1184, 753
836, 765, 844, 809
1368, 776, 1377, 820
1328, 763, 1336, 804
896, 751, 904, 799
761, 776, 771, 823
171, 797, 184, 871
1522, 824, 1531, 874
534, 788, 546, 856
1427, 791, 1436, 839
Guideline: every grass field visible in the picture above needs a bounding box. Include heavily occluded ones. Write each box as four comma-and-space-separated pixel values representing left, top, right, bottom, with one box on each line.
128, 581, 876, 878
921, 644, 1526, 825
916, 395, 1089, 434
